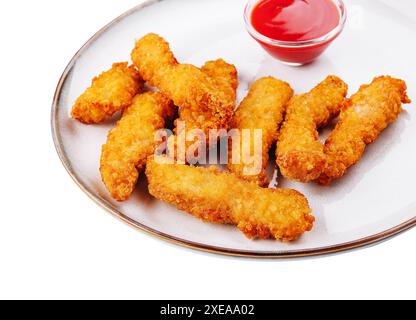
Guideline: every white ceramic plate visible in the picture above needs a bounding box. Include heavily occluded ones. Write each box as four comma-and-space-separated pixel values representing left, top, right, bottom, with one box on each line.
52, 0, 416, 258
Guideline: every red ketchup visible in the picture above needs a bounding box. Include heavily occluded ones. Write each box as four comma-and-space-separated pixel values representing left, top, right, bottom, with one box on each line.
247, 0, 345, 65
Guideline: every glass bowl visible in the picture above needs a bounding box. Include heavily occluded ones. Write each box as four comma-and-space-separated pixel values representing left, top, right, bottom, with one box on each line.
244, 0, 347, 66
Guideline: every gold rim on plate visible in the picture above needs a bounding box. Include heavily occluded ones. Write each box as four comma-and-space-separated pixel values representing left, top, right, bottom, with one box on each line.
51, 0, 416, 259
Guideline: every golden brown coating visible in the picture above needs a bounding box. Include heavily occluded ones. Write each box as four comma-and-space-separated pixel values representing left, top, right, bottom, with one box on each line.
131, 34, 235, 130
276, 76, 348, 182
228, 77, 294, 186
319, 76, 411, 185
177, 59, 238, 133
146, 156, 315, 242
173, 59, 238, 161
201, 59, 238, 105
100, 92, 175, 201
71, 63, 142, 124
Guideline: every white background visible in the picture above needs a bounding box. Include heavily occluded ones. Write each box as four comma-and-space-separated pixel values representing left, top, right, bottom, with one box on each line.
0, 0, 414, 300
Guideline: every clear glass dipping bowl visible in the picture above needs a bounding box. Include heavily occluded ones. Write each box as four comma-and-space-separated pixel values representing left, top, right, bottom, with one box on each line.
244, 0, 347, 66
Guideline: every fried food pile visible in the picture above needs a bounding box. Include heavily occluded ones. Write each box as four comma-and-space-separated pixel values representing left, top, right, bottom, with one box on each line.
71, 33, 411, 242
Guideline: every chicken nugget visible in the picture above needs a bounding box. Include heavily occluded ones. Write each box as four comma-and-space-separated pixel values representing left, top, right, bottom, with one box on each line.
146, 156, 315, 242
131, 34, 234, 129
71, 62, 142, 124
276, 76, 348, 182
100, 92, 175, 201
228, 77, 293, 186
319, 76, 411, 185
173, 59, 238, 161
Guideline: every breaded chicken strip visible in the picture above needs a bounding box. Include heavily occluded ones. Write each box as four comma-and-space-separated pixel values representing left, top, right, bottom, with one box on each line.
276, 76, 348, 182
228, 77, 293, 186
131, 34, 234, 130
319, 76, 411, 185
100, 92, 175, 201
71, 62, 142, 124
173, 59, 238, 161
146, 156, 315, 242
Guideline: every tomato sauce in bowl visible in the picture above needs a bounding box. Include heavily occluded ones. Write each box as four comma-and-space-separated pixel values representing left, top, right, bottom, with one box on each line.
244, 0, 347, 65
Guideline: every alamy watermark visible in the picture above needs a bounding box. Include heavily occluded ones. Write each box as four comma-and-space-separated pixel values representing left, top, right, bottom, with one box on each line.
154, 121, 264, 176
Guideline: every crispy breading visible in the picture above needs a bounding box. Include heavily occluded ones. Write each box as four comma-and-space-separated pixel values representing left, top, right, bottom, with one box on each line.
146, 156, 315, 242
228, 77, 293, 186
276, 76, 348, 182
100, 92, 175, 201
71, 62, 142, 124
201, 59, 238, 105
319, 76, 411, 185
131, 34, 234, 129
173, 59, 238, 161
177, 59, 238, 133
